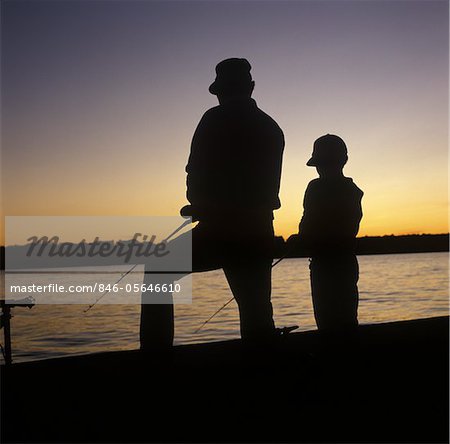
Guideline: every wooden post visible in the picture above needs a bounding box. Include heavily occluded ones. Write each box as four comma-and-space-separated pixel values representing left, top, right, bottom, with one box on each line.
1, 302, 12, 366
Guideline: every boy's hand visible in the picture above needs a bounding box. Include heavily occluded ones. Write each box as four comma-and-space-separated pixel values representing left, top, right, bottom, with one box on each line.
287, 234, 300, 246
286, 234, 310, 257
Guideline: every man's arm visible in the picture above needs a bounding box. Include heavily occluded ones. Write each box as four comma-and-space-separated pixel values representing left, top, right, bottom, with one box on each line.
185, 113, 212, 208
251, 123, 285, 210
270, 129, 285, 210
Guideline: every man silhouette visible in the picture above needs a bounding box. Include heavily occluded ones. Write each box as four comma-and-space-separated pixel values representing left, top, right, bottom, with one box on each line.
186, 57, 285, 342
140, 58, 284, 348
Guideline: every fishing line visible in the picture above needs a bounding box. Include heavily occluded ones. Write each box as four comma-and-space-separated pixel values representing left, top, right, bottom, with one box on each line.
194, 249, 294, 333
84, 218, 192, 312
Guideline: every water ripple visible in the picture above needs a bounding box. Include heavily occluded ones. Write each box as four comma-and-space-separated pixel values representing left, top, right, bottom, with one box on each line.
2, 252, 448, 363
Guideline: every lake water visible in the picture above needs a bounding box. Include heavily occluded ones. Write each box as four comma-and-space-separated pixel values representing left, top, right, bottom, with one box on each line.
1, 252, 448, 363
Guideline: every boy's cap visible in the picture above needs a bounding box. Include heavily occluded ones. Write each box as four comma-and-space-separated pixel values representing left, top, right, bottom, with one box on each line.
209, 58, 253, 95
307, 134, 348, 166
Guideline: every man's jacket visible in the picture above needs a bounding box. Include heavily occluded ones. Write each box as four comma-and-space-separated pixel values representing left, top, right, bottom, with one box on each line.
186, 98, 284, 219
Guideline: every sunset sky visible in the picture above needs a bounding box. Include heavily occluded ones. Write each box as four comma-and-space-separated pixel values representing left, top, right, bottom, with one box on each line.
1, 0, 448, 244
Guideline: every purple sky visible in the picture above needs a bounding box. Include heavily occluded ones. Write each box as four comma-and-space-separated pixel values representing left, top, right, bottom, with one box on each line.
1, 0, 448, 241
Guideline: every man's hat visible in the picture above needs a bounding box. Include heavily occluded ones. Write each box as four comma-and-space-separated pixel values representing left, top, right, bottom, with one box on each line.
209, 58, 253, 95
307, 134, 348, 167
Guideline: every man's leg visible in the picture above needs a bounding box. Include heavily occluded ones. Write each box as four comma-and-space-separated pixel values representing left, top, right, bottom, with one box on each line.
223, 258, 275, 341
139, 223, 222, 350
140, 301, 174, 350
140, 274, 175, 350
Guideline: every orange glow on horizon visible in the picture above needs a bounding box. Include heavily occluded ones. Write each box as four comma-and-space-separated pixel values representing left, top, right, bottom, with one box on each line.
2, 0, 447, 247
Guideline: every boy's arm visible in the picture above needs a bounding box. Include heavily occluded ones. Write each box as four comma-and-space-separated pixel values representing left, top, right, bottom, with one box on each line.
286, 181, 323, 257
298, 182, 318, 238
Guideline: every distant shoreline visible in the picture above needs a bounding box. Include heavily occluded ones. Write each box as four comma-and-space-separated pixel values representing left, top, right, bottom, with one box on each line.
355, 233, 449, 256
0, 233, 448, 270
274, 233, 449, 258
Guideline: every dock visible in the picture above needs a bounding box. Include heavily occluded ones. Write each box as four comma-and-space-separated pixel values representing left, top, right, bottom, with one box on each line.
1, 316, 449, 443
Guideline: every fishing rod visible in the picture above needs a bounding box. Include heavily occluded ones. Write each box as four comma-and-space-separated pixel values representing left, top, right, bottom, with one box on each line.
84, 218, 192, 312
83, 264, 139, 313
194, 245, 297, 334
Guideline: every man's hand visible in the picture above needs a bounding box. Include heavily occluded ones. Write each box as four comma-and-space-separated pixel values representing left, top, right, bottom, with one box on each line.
180, 205, 199, 222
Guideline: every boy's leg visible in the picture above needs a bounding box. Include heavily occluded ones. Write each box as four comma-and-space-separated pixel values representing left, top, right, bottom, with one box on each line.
310, 255, 359, 332
310, 257, 334, 330
337, 255, 359, 328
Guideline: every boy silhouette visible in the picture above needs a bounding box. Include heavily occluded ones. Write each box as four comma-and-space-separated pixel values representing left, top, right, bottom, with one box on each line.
298, 134, 363, 331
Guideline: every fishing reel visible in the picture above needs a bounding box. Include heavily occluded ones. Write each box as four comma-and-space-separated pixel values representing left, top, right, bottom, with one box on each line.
0, 297, 35, 328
